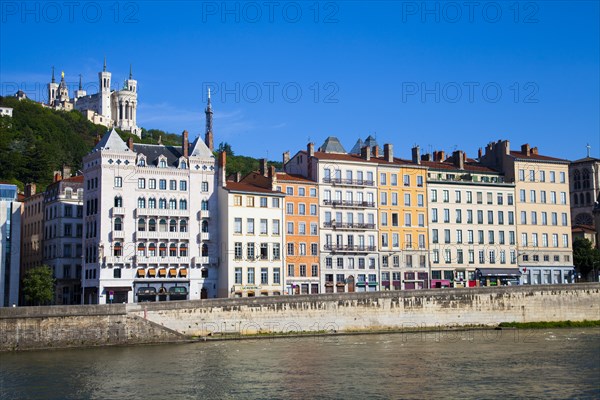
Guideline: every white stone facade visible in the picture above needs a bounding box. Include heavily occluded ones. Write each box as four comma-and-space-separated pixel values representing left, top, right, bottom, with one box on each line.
81, 129, 218, 304
0, 184, 21, 307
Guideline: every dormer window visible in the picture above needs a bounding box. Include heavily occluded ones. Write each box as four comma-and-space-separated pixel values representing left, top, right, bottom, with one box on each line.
157, 155, 168, 168
180, 160, 187, 169
137, 154, 146, 167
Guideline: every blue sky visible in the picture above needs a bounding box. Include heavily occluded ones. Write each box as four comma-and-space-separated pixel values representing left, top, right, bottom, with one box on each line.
1, 1, 598, 161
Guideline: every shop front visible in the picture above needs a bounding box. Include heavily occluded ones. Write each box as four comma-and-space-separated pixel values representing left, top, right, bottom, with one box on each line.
475, 268, 521, 286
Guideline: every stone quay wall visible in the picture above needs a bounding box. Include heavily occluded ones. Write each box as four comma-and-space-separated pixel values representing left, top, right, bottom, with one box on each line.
1, 284, 599, 351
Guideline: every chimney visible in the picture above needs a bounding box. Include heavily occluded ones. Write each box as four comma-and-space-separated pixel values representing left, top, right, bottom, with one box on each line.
25, 183, 36, 197
361, 146, 371, 161
384, 144, 393, 163
283, 151, 290, 166
531, 147, 538, 155
268, 165, 276, 179
440, 151, 445, 161
127, 137, 134, 151
205, 130, 214, 152
411, 146, 421, 165
259, 158, 268, 177
235, 172, 241, 182
218, 151, 226, 187
478, 148, 482, 159
521, 143, 530, 156
182, 130, 189, 157
62, 165, 71, 178
307, 142, 314, 157
452, 150, 464, 170
421, 153, 432, 162
53, 171, 62, 182
372, 146, 380, 158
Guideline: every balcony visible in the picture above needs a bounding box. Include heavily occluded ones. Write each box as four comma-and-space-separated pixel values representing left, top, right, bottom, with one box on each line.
111, 230, 125, 239
198, 256, 218, 265
135, 208, 190, 218
198, 210, 211, 219
135, 256, 190, 265
322, 177, 374, 187
103, 256, 132, 265
111, 207, 126, 216
323, 244, 376, 253
323, 222, 376, 230
134, 231, 190, 240
200, 232, 210, 241
322, 200, 376, 209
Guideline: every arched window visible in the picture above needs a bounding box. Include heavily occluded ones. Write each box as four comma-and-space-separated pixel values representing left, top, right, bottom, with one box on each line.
148, 242, 157, 256
201, 200, 209, 210
148, 218, 156, 232
169, 243, 177, 257
202, 220, 209, 233
65, 188, 73, 198
148, 198, 156, 209
159, 198, 167, 209
180, 220, 188, 232
159, 219, 167, 232
137, 243, 146, 257
202, 243, 209, 257
114, 242, 122, 256
169, 219, 177, 232
159, 243, 167, 257
573, 194, 579, 205
138, 218, 146, 231
114, 196, 123, 207
159, 159, 167, 168
180, 161, 187, 169
580, 193, 585, 205
138, 158, 146, 167
169, 199, 177, 209
583, 169, 591, 189
586, 192, 592, 204
179, 199, 187, 210
114, 217, 122, 231
180, 243, 188, 257
138, 197, 146, 208
574, 170, 581, 190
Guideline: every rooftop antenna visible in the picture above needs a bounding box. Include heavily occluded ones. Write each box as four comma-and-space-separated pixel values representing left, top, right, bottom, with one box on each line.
587, 143, 591, 158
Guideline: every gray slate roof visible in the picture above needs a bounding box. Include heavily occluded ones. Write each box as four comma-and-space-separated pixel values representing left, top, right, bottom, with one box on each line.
349, 139, 364, 154
319, 136, 346, 154
93, 128, 130, 152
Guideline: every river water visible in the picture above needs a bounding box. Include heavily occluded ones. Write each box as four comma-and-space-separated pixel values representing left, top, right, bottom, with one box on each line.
1, 328, 599, 399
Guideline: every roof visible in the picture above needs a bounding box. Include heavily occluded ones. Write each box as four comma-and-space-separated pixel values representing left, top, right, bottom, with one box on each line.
225, 181, 283, 195
572, 225, 596, 233
133, 143, 184, 167
349, 139, 364, 154
420, 159, 501, 174
63, 175, 84, 183
571, 156, 600, 164
189, 136, 214, 158
509, 150, 568, 163
364, 135, 380, 152
275, 172, 315, 183
318, 136, 346, 153
93, 129, 130, 152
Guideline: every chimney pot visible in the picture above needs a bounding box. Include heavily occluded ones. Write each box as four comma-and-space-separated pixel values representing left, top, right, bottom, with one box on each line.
236, 172, 241, 182
283, 151, 290, 166
411, 146, 421, 165
127, 137, 134, 151
372, 146, 380, 158
259, 158, 268, 177
361, 146, 371, 161
521, 143, 531, 156
307, 142, 315, 157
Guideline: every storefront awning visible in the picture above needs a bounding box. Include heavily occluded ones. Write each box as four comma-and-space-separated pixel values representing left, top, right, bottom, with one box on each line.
476, 268, 521, 277
168, 268, 177, 277
179, 268, 188, 277
137, 269, 146, 277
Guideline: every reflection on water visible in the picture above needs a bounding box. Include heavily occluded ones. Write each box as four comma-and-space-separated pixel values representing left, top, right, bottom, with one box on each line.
1, 328, 599, 399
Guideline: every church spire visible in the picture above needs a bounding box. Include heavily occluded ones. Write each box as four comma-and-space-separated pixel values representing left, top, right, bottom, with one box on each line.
204, 88, 214, 151
78, 74, 83, 90
129, 64, 132, 79
51, 66, 55, 83
103, 56, 107, 72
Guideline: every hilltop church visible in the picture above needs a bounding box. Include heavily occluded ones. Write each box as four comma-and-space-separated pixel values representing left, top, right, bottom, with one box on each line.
47, 59, 140, 137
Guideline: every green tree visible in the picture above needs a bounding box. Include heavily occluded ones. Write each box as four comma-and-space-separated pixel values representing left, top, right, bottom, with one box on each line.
217, 141, 234, 156
573, 238, 600, 281
22, 265, 55, 306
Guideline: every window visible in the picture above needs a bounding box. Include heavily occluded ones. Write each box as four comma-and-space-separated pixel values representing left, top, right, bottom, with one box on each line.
260, 219, 268, 235
169, 180, 176, 190
562, 234, 569, 248
466, 191, 472, 203
559, 172, 565, 183
507, 194, 513, 205
417, 176, 423, 187
260, 197, 268, 208
180, 181, 187, 191
114, 196, 123, 207
114, 217, 122, 231
272, 220, 280, 235
235, 268, 242, 284
247, 218, 255, 234
404, 175, 410, 186
114, 176, 122, 187
444, 209, 450, 223
287, 222, 294, 234
247, 268, 255, 284
201, 181, 209, 192
404, 193, 411, 206
148, 179, 156, 189
455, 190, 461, 203
432, 229, 438, 244
431, 209, 438, 223
519, 169, 525, 181
520, 189, 526, 202
443, 190, 449, 202
261, 268, 268, 284
530, 190, 536, 203
247, 243, 255, 260
431, 189, 437, 202
380, 173, 387, 185
444, 229, 450, 243
273, 268, 281, 284
138, 178, 146, 189
234, 218, 242, 234
179, 199, 187, 210
273, 244, 281, 260
159, 179, 167, 190
159, 198, 167, 209
404, 213, 411, 227
299, 223, 306, 235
